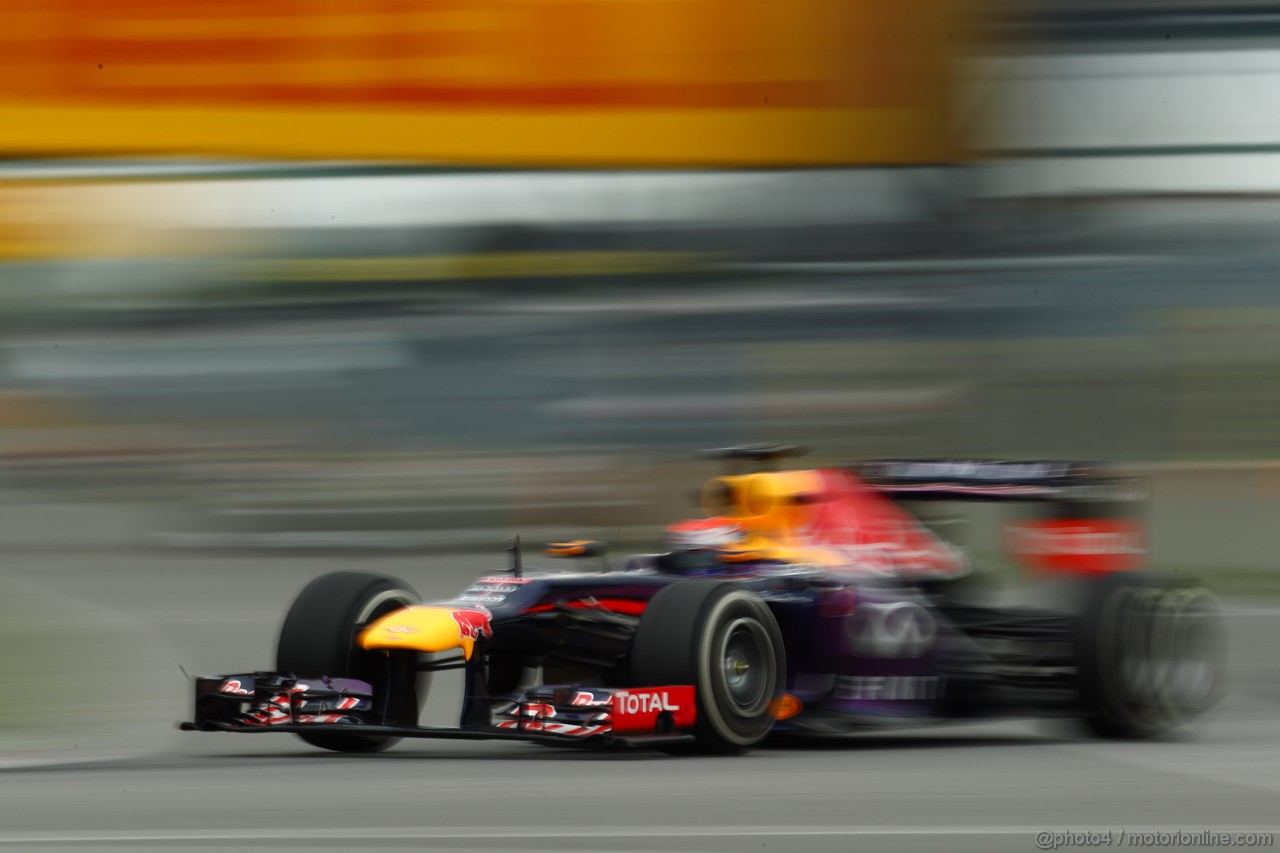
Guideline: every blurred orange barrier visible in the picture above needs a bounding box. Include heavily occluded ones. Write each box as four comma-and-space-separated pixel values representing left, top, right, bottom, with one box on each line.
0, 0, 964, 166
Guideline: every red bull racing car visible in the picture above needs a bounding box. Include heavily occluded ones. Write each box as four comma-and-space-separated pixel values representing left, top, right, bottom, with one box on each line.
181, 447, 1226, 754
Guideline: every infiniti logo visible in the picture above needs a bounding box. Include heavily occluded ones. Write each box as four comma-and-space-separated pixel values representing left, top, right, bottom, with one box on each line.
853, 601, 937, 658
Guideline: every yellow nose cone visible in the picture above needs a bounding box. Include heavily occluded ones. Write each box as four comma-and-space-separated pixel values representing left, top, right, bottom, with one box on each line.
358, 605, 488, 660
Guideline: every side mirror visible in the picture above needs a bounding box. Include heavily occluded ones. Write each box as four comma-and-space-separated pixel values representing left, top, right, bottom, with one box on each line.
545, 539, 610, 571
546, 539, 607, 559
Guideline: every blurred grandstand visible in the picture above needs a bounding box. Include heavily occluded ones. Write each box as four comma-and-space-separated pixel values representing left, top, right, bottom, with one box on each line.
0, 0, 1276, 581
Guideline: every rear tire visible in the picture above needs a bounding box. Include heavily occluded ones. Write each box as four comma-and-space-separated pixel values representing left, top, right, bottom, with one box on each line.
632, 580, 785, 754
276, 571, 425, 753
1076, 572, 1226, 739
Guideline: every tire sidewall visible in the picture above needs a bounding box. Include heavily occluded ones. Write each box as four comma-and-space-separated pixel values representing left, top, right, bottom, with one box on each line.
632, 580, 786, 753
694, 588, 785, 748
276, 572, 422, 752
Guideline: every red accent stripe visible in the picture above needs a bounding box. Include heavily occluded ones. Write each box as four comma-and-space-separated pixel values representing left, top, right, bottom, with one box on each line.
523, 598, 647, 617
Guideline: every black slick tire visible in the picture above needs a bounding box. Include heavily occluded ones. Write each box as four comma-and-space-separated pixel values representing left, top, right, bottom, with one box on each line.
276, 571, 424, 752
631, 579, 785, 754
1076, 572, 1226, 739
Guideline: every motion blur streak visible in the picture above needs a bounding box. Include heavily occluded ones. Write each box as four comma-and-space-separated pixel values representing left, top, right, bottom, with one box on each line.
0, 2, 1279, 852
0, 0, 961, 165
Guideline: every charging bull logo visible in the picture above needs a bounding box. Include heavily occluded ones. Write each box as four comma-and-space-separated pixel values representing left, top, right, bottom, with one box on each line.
451, 607, 492, 641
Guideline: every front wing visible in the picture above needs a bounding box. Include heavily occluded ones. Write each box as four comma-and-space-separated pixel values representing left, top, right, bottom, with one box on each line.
179, 673, 698, 750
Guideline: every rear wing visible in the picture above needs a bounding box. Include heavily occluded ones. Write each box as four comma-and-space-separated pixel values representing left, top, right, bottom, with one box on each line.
848, 460, 1146, 504
849, 460, 1148, 574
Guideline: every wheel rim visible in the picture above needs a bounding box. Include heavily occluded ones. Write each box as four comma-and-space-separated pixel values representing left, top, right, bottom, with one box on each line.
717, 618, 773, 718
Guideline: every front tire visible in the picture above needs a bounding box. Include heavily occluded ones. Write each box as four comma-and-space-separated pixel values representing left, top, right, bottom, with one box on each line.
276, 571, 425, 753
631, 580, 786, 753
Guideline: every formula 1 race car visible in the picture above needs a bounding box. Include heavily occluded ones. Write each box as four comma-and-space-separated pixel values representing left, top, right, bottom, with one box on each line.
181, 447, 1226, 754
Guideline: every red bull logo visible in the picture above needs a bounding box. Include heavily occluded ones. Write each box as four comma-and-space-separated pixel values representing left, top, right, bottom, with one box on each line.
520, 703, 557, 719
451, 607, 492, 641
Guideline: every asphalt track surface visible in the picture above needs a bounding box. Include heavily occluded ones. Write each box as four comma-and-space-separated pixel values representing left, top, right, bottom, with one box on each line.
2, 552, 1278, 853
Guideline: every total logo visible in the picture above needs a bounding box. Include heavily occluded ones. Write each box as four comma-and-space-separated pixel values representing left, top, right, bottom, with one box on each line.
1005, 522, 1145, 556
613, 690, 681, 715
608, 685, 696, 734
1004, 519, 1146, 574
